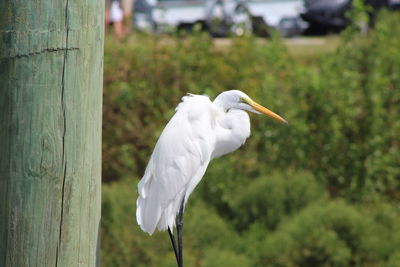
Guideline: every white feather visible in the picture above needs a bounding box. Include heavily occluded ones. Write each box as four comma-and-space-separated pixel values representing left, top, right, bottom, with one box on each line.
137, 94, 217, 234
136, 90, 264, 235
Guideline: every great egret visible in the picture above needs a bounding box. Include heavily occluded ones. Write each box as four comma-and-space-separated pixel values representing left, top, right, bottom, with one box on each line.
136, 90, 287, 266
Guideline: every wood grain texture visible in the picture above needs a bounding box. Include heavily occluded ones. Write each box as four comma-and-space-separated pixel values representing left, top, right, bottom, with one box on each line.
0, 0, 103, 266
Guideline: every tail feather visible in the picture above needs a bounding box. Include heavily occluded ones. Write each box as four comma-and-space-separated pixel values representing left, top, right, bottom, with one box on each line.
136, 151, 193, 234
137, 168, 162, 235
137, 184, 187, 235
156, 190, 185, 232
137, 195, 160, 235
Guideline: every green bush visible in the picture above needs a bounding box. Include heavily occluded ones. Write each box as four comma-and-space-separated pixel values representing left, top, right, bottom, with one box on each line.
101, 177, 400, 266
257, 200, 400, 267
102, 10, 400, 266
202, 249, 252, 267
101, 178, 241, 266
103, 11, 400, 199
228, 171, 326, 231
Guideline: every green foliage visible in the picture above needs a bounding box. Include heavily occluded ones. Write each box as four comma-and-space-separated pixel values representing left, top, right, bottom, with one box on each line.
202, 249, 252, 267
101, 177, 400, 266
229, 171, 326, 231
342, 0, 371, 37
102, 11, 400, 266
103, 12, 400, 198
258, 200, 400, 267
101, 178, 241, 266
102, 33, 289, 183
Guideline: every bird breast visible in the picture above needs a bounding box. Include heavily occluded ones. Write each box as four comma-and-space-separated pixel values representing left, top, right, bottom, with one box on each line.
211, 109, 250, 159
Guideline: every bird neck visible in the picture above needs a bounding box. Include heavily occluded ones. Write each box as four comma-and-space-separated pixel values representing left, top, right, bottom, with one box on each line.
211, 109, 250, 159
213, 94, 235, 112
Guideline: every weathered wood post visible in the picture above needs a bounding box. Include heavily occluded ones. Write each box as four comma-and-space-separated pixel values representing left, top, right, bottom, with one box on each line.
0, 1, 103, 266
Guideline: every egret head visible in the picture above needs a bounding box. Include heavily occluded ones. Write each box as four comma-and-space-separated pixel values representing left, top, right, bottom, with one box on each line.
214, 90, 288, 124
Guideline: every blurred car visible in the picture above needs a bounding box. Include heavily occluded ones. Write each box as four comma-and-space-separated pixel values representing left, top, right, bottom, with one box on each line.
201, 0, 254, 37
301, 0, 351, 33
277, 16, 308, 37
389, 0, 400, 8
301, 0, 400, 34
134, 0, 303, 37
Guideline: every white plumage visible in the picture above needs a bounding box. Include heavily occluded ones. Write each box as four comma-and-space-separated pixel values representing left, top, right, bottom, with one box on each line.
136, 90, 287, 235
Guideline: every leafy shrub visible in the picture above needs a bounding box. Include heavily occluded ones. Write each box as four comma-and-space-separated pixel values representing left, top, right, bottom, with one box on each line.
102, 178, 241, 266
228, 171, 326, 231
101, 177, 400, 266
202, 249, 252, 267
103, 11, 400, 199
102, 10, 400, 266
257, 200, 400, 267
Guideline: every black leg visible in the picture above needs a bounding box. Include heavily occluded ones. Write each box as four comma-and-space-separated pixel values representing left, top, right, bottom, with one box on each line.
176, 197, 185, 267
168, 227, 179, 267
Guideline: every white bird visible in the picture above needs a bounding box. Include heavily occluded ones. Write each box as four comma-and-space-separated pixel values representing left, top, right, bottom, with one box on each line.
136, 90, 287, 266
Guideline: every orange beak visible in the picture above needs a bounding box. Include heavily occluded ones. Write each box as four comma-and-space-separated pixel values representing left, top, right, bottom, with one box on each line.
244, 98, 288, 124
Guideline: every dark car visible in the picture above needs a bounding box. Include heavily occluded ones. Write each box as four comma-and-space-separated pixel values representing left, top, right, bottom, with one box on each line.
301, 0, 399, 34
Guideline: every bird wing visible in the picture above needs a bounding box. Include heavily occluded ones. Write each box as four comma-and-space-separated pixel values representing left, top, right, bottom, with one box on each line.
137, 94, 217, 234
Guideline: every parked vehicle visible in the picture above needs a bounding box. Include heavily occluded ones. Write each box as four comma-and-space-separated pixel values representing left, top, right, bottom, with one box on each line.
277, 16, 308, 37
301, 0, 400, 34
164, 0, 254, 37
134, 0, 303, 37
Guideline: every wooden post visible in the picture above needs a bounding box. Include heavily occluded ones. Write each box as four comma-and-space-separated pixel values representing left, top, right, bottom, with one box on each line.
0, 0, 103, 266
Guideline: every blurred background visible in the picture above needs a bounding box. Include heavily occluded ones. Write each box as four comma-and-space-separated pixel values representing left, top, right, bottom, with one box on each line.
102, 0, 400, 266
